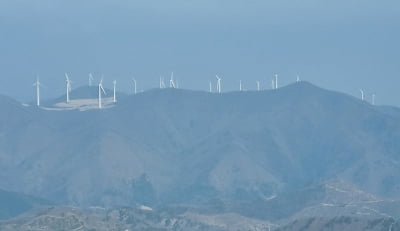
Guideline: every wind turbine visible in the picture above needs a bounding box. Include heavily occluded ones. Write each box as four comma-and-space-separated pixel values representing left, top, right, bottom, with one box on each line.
209, 81, 212, 93
169, 72, 176, 88
359, 89, 364, 101
275, 74, 278, 89
113, 80, 117, 103
159, 76, 165, 88
256, 81, 260, 91
98, 79, 106, 109
89, 73, 94, 87
239, 80, 242, 92
65, 73, 72, 103
33, 77, 42, 107
132, 78, 137, 95
215, 74, 221, 93
296, 75, 300, 83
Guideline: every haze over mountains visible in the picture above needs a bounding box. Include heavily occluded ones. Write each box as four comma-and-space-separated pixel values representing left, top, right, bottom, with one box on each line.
1, 0, 399, 107
1, 82, 400, 230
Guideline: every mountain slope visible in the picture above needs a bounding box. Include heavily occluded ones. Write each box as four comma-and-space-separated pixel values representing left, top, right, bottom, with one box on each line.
275, 217, 400, 231
1, 204, 398, 231
0, 206, 271, 231
0, 82, 400, 208
0, 189, 52, 220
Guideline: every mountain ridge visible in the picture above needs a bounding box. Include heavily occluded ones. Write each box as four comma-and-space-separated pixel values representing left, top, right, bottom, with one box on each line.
0, 82, 399, 209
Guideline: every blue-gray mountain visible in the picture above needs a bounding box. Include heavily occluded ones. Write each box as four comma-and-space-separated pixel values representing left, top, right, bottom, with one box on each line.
0, 82, 400, 209
0, 189, 52, 220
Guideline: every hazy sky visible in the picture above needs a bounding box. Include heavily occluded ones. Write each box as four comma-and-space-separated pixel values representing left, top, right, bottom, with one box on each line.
0, 0, 399, 105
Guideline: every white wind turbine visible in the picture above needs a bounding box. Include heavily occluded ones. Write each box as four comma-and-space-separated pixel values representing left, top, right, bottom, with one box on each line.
209, 81, 212, 93
113, 80, 117, 103
275, 74, 278, 89
159, 76, 165, 88
256, 81, 260, 91
169, 72, 176, 88
98, 79, 106, 109
132, 78, 137, 95
359, 89, 364, 101
239, 80, 242, 91
33, 77, 42, 107
65, 73, 72, 103
296, 75, 300, 82
89, 73, 94, 87
215, 74, 221, 93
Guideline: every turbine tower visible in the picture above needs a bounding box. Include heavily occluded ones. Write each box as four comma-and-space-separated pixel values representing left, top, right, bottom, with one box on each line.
209, 81, 212, 93
359, 89, 364, 101
256, 81, 260, 91
98, 79, 106, 109
296, 75, 300, 83
275, 74, 278, 89
89, 73, 94, 87
132, 78, 137, 95
65, 73, 72, 103
113, 80, 117, 103
33, 77, 41, 107
215, 74, 221, 93
239, 80, 242, 91
169, 72, 176, 88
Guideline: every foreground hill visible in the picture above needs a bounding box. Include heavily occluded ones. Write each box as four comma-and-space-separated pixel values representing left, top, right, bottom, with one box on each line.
0, 206, 272, 231
0, 82, 400, 211
0, 204, 398, 231
275, 217, 400, 231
